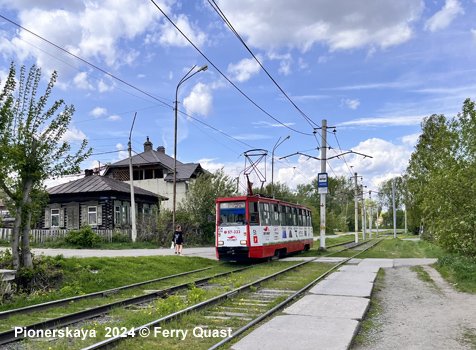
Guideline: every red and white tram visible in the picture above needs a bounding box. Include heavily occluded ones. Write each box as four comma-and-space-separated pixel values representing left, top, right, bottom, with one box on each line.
215, 195, 313, 261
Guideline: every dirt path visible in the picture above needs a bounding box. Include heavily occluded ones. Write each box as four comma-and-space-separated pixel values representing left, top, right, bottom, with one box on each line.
353, 265, 476, 350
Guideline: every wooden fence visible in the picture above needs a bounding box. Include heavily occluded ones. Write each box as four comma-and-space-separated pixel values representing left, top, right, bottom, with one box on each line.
0, 228, 130, 244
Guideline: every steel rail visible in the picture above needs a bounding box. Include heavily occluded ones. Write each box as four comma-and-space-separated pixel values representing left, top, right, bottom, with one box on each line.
0, 266, 215, 320
0, 266, 252, 346
81, 257, 321, 350
208, 239, 382, 350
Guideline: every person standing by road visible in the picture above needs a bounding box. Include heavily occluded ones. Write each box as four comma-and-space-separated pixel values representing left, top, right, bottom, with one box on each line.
174, 225, 184, 255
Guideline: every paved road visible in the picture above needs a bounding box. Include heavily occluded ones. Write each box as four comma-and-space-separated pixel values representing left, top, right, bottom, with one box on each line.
32, 247, 218, 260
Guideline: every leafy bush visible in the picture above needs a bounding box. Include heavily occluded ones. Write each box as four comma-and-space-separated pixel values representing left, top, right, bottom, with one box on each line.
65, 224, 102, 248
112, 230, 131, 243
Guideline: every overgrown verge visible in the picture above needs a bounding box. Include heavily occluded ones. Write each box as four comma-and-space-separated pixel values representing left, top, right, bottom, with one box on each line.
0, 251, 218, 311
435, 254, 476, 293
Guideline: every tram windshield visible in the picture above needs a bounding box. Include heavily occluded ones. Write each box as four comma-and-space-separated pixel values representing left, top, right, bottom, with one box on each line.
218, 201, 247, 226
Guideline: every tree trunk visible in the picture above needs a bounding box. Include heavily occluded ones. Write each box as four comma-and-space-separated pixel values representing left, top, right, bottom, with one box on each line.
21, 206, 33, 268
11, 206, 21, 270
19, 179, 34, 269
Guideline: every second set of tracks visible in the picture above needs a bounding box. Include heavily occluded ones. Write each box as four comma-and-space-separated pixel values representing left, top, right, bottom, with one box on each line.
2, 238, 382, 349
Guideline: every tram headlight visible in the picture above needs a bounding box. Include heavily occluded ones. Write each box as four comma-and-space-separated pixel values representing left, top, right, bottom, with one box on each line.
218, 241, 224, 245
240, 240, 247, 245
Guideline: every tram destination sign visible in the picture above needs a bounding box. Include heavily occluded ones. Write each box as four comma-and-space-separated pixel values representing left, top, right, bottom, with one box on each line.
318, 173, 328, 187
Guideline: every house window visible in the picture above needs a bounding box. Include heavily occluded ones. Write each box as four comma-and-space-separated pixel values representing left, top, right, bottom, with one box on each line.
115, 206, 121, 225
88, 206, 97, 225
144, 169, 154, 179
51, 209, 60, 227
122, 206, 130, 224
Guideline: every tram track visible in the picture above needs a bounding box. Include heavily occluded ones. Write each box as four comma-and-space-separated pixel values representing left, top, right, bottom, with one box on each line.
2, 239, 380, 349
0, 266, 252, 346
75, 240, 380, 350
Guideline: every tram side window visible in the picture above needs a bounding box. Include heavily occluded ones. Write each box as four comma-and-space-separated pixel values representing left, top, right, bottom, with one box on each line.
298, 209, 303, 226
249, 201, 260, 226
285, 206, 292, 226
271, 204, 280, 226
279, 205, 286, 226
292, 207, 298, 226
259, 202, 271, 226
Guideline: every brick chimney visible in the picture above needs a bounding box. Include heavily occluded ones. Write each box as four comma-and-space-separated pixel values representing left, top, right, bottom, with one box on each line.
85, 169, 94, 176
157, 146, 165, 153
144, 136, 153, 152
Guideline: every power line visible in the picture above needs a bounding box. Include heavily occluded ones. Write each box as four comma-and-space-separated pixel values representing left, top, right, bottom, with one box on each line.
207, 0, 319, 130
149, 0, 314, 137
0, 14, 255, 155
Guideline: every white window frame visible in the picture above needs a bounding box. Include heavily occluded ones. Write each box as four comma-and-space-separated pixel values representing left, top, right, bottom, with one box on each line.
115, 205, 121, 225
51, 209, 60, 227
88, 206, 97, 225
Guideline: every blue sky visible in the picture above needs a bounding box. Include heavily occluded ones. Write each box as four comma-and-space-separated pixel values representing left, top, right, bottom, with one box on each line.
0, 0, 475, 193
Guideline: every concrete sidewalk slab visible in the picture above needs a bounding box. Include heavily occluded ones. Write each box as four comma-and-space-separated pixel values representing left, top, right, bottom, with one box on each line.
231, 315, 359, 350
348, 258, 363, 265
314, 257, 348, 264
327, 271, 377, 283
309, 279, 374, 298
358, 258, 394, 267
394, 258, 437, 266
339, 265, 380, 273
284, 294, 370, 321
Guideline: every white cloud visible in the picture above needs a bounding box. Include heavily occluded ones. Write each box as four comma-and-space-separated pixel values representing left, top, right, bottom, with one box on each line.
343, 98, 360, 110
183, 82, 213, 117
153, 13, 207, 48
73, 72, 94, 90
116, 143, 129, 160
108, 114, 121, 121
425, 0, 464, 32
252, 121, 296, 128
60, 126, 87, 142
90, 107, 107, 117
401, 133, 420, 147
217, 0, 423, 52
228, 57, 262, 83
338, 115, 424, 127
1, 0, 168, 84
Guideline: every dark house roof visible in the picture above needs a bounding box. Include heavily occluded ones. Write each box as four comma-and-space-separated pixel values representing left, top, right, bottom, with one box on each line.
103, 138, 207, 182
47, 174, 166, 200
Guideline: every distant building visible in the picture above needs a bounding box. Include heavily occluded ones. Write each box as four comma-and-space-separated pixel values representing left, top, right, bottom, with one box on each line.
103, 137, 207, 211
39, 170, 165, 230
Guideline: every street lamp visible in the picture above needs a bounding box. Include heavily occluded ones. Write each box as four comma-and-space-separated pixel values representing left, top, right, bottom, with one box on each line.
173, 64, 208, 232
271, 135, 290, 198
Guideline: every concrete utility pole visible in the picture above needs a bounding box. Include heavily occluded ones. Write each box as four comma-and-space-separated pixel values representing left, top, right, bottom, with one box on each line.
128, 113, 138, 242
360, 184, 365, 240
320, 119, 327, 250
405, 205, 407, 234
392, 181, 397, 238
369, 190, 372, 239
354, 173, 359, 243
376, 204, 380, 236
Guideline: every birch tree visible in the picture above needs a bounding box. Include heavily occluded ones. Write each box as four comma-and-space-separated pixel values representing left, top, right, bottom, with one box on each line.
0, 63, 91, 269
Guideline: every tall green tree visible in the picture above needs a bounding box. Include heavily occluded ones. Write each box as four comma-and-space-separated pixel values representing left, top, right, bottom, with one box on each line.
180, 168, 235, 242
0, 63, 91, 269
406, 99, 476, 254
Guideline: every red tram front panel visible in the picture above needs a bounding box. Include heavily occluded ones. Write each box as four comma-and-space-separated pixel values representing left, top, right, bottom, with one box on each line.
216, 196, 313, 261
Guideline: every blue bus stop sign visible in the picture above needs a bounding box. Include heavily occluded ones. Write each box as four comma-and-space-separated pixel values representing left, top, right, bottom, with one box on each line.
318, 173, 328, 187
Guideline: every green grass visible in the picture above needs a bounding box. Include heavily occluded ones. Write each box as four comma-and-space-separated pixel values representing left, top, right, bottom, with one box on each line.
435, 254, 476, 293
411, 265, 439, 290
353, 269, 385, 347
352, 238, 444, 259
0, 254, 225, 311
